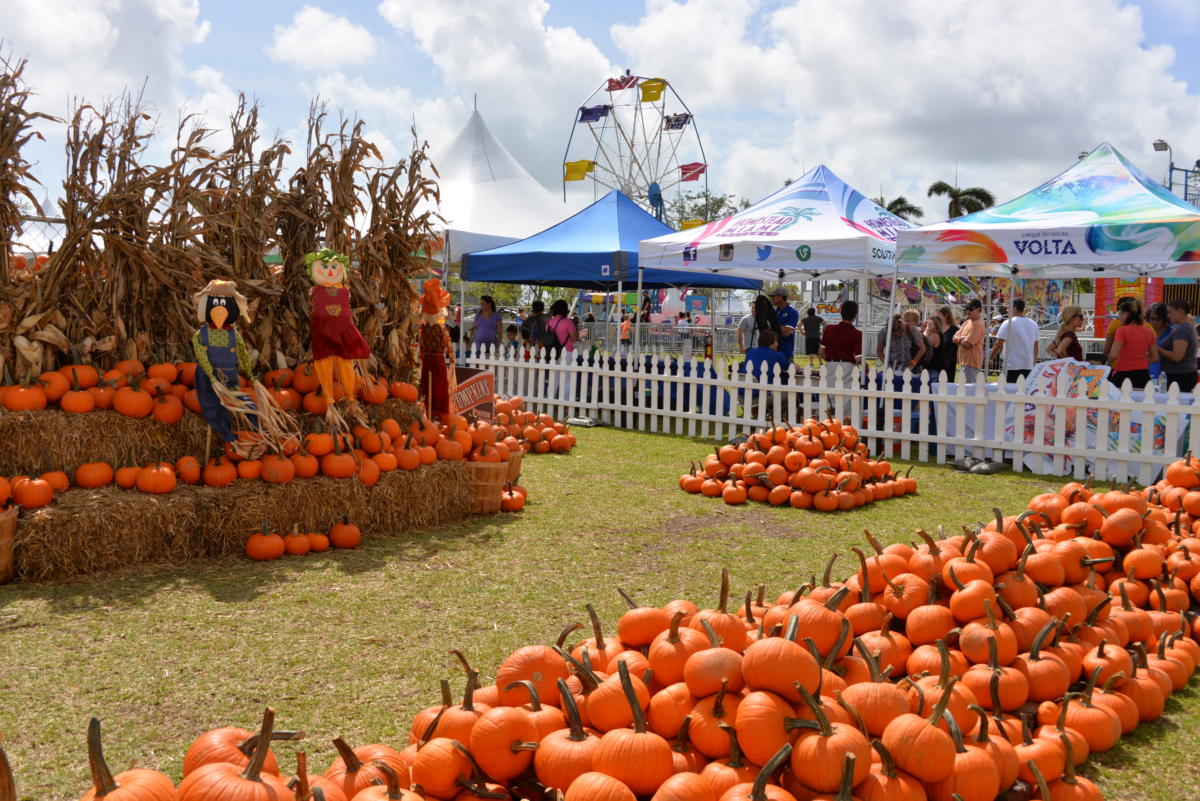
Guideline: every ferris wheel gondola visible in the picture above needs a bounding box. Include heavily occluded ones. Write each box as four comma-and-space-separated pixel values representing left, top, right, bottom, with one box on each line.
562, 71, 708, 222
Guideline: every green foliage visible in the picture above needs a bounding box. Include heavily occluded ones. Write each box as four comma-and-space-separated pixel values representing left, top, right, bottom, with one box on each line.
927, 181, 997, 219
873, 195, 925, 221
666, 190, 751, 228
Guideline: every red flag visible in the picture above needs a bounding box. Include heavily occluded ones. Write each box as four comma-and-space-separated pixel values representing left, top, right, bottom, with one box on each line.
680, 162, 707, 182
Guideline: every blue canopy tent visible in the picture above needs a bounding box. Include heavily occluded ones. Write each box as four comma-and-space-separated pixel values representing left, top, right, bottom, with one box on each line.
462, 190, 762, 290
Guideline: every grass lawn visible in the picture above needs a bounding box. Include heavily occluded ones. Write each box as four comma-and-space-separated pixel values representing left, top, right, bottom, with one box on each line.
1, 426, 1196, 801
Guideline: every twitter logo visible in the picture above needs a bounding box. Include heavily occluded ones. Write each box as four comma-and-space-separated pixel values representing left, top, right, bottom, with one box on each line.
756, 245, 772, 261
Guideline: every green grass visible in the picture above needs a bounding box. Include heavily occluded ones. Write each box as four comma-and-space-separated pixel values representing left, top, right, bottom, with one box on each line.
0, 427, 1196, 800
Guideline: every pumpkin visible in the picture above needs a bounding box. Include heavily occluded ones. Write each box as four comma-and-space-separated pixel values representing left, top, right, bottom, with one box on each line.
325, 738, 408, 798
204, 455, 239, 488
564, 773, 636, 801
137, 462, 178, 494
409, 738, 471, 800
12, 476, 54, 508
284, 525, 312, 556
246, 521, 285, 561
468, 705, 539, 781
348, 764, 420, 801
330, 517, 362, 549
880, 676, 957, 783
81, 718, 178, 801
308, 532, 331, 553
178, 708, 292, 801
714, 744, 797, 801
591, 662, 675, 796
75, 461, 115, 489
113, 377, 154, 418
535, 678, 600, 790
4, 382, 47, 411
183, 713, 302, 776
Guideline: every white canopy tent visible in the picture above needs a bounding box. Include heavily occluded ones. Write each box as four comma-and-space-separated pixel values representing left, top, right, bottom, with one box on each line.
434, 109, 568, 262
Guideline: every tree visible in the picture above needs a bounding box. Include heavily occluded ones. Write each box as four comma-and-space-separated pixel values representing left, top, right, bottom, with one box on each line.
926, 181, 996, 219
665, 190, 750, 228
872, 195, 924, 221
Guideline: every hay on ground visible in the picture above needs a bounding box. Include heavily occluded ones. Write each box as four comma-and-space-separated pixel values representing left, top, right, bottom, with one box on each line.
12, 459, 471, 582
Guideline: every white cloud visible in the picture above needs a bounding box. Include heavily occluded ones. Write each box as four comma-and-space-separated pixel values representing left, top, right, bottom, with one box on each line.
269, 6, 378, 70
613, 0, 1200, 220
378, 0, 614, 188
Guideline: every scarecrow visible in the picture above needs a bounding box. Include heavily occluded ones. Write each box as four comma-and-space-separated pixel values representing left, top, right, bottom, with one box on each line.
306, 248, 371, 427
418, 277, 456, 421
191, 280, 290, 459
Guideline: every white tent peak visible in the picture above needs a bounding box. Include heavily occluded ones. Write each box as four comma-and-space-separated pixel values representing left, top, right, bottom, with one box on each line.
433, 108, 567, 261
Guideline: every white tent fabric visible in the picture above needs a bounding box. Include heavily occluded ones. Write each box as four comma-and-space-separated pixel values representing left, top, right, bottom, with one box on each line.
637, 165, 927, 281
894, 142, 1200, 278
435, 110, 568, 261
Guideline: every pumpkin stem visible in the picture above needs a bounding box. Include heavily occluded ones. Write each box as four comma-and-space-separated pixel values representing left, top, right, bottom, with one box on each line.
439, 679, 453, 708
616, 587, 639, 610
242, 707, 276, 781
1118, 582, 1135, 613
554, 646, 601, 691
716, 723, 746, 769
672, 716, 694, 754
236, 728, 304, 757
870, 740, 897, 779
926, 676, 957, 726
293, 752, 310, 801
712, 677, 729, 718
503, 680, 542, 711
749, 745, 792, 801
833, 753, 857, 801
1027, 760, 1053, 801
585, 603, 606, 649
796, 685, 834, 737
556, 679, 588, 742
1028, 618, 1057, 661
86, 718, 120, 797
1014, 544, 1033, 581
373, 763, 403, 800
985, 636, 1000, 671
820, 553, 838, 588
1102, 671, 1127, 692
825, 619, 850, 670
863, 529, 885, 555
967, 704, 990, 744
852, 637, 883, 683
331, 737, 363, 773
1058, 733, 1079, 785
946, 564, 966, 591
460, 670, 478, 711
993, 594, 1017, 621
418, 708, 445, 746
756, 584, 765, 608
823, 586, 850, 611
615, 661, 648, 734
783, 613, 800, 643
942, 709, 967, 754
850, 548, 874, 604
718, 567, 731, 612
833, 690, 868, 735
789, 583, 812, 605
742, 591, 756, 624
699, 618, 722, 648
915, 528, 940, 555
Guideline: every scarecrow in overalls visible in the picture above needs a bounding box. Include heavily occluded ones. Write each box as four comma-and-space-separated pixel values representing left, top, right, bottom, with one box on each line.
307, 248, 371, 428
418, 277, 456, 421
191, 280, 265, 459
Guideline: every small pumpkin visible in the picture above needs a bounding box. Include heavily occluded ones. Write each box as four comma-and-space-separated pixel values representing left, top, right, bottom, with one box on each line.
330, 516, 362, 549
81, 717, 177, 801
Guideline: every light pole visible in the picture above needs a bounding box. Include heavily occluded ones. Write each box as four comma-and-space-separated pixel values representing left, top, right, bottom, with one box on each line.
1153, 139, 1173, 192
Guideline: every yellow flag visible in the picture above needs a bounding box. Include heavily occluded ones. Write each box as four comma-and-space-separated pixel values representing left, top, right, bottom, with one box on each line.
563, 160, 594, 181
680, 219, 705, 230
639, 78, 668, 103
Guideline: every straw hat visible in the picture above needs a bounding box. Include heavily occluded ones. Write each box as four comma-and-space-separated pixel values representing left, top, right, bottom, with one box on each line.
193, 280, 250, 324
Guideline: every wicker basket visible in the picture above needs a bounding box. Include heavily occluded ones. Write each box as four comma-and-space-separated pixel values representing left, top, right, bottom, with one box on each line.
0, 507, 17, 584
468, 460, 509, 514
505, 450, 524, 484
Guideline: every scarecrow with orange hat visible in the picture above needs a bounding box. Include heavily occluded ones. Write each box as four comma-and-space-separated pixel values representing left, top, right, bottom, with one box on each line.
306, 248, 371, 426
418, 277, 456, 421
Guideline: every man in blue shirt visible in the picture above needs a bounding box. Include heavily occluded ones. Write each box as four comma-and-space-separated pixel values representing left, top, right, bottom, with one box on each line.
771, 286, 799, 360
740, 331, 793, 384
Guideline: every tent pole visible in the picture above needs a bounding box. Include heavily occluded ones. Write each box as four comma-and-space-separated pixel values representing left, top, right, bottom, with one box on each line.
882, 259, 900, 370
459, 253, 467, 360
633, 266, 645, 359
615, 279, 623, 354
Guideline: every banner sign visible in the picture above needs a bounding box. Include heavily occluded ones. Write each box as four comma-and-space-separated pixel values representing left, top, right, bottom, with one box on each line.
453, 367, 494, 423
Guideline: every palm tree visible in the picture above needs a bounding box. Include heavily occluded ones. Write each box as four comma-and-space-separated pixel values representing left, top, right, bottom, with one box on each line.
873, 195, 924, 221
926, 181, 996, 219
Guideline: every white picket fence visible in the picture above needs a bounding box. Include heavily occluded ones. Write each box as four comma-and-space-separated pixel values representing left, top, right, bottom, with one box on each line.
460, 346, 1200, 484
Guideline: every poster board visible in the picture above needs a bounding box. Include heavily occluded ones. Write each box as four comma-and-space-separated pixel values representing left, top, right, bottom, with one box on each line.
453, 367, 495, 423
1093, 277, 1163, 336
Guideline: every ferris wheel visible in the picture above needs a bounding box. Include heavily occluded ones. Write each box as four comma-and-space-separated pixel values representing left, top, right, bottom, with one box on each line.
562, 71, 708, 221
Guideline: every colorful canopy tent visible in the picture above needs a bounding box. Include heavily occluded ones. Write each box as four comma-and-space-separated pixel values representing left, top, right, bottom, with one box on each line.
894, 142, 1200, 278
435, 109, 568, 262
637, 165, 921, 281
462, 190, 761, 290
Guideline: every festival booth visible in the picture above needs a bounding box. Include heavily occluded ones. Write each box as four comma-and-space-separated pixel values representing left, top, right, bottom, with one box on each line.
894, 142, 1200, 474
435, 110, 568, 262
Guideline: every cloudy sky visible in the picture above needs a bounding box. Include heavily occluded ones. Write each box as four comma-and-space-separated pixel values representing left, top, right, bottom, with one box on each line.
6, 0, 1200, 223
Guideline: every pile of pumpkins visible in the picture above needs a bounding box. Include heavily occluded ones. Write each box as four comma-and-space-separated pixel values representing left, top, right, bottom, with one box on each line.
244, 518, 363, 560
493, 395, 576, 455
680, 415, 917, 510
0, 359, 415, 417
16, 469, 1200, 801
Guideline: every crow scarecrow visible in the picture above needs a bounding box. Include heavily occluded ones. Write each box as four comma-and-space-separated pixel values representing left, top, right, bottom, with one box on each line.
306, 248, 371, 428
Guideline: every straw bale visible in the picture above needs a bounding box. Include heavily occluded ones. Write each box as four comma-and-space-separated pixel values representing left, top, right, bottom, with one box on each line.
0, 409, 209, 476
11, 459, 471, 582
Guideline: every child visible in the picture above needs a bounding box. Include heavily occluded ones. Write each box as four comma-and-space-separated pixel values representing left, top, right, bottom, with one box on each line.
502, 324, 520, 358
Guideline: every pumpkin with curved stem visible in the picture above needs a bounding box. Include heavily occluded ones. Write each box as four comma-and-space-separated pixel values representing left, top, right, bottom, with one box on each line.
880, 676, 957, 783
616, 587, 672, 646
324, 738, 408, 798
689, 568, 749, 652
962, 638, 1028, 712
925, 709, 999, 801
856, 614, 912, 678
690, 678, 740, 758
571, 603, 624, 671
650, 611, 710, 685
347, 764, 421, 801
741, 613, 820, 702
788, 685, 870, 793
853, 740, 925, 801
495, 624, 576, 707
1014, 716, 1066, 785
592, 661, 674, 796
1033, 696, 1089, 767
668, 716, 708, 772
958, 598, 1016, 666
408, 739, 471, 801
178, 708, 291, 801
502, 680, 566, 738
1039, 734, 1103, 801
652, 773, 716, 801
683, 619, 746, 697
183, 717, 304, 776
81, 717, 178, 801
715, 744, 797, 801
838, 638, 908, 737
647, 680, 697, 738
534, 679, 599, 791
965, 704, 1019, 791
1010, 619, 1072, 703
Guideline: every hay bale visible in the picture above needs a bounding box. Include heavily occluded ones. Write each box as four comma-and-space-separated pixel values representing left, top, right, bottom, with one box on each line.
0, 409, 209, 476
12, 460, 472, 582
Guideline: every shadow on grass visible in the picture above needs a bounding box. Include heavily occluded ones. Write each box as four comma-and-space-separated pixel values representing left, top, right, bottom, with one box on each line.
0, 510, 523, 609
1080, 675, 1200, 775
